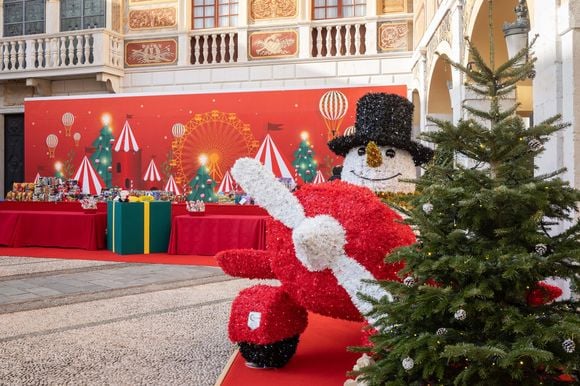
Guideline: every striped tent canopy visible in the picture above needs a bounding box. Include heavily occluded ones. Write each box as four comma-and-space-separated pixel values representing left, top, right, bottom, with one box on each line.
312, 170, 326, 184
254, 134, 295, 183
217, 170, 236, 194
143, 158, 161, 182
164, 175, 181, 195
114, 120, 139, 152
73, 156, 105, 195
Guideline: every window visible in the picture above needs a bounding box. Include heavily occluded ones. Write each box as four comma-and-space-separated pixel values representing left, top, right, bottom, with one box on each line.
61, 0, 105, 31
313, 0, 366, 20
192, 0, 238, 29
3, 0, 45, 37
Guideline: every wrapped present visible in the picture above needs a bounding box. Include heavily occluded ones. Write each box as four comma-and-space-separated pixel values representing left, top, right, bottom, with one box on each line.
107, 201, 171, 254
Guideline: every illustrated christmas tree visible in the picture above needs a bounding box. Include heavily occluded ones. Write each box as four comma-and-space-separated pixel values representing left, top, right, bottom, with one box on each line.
358, 4, 580, 385
90, 117, 114, 188
187, 155, 218, 202
292, 132, 317, 183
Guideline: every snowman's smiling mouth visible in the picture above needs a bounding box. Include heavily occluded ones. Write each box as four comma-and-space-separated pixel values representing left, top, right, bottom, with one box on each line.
350, 170, 402, 181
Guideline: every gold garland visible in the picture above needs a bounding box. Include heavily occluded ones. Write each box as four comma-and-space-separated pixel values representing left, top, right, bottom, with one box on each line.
375, 191, 417, 211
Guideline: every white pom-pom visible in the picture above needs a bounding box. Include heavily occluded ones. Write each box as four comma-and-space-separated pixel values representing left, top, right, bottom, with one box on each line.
402, 357, 414, 370
454, 309, 467, 320
422, 203, 433, 214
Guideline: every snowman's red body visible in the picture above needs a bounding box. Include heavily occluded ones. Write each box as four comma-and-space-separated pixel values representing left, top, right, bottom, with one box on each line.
217, 180, 416, 355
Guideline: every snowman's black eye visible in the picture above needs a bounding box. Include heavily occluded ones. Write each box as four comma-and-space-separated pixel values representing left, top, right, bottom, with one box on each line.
385, 149, 396, 158
357, 147, 366, 156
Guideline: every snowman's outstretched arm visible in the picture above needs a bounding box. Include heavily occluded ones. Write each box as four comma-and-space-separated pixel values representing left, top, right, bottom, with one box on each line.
232, 158, 393, 325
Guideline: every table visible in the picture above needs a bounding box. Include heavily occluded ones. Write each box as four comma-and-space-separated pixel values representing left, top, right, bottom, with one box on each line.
0, 210, 107, 250
167, 214, 268, 256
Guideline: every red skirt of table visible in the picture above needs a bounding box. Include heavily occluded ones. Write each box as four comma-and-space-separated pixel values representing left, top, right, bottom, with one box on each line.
0, 210, 107, 250
167, 214, 268, 256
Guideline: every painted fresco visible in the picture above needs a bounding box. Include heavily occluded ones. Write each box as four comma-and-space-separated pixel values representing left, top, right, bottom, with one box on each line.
24, 86, 406, 191
378, 23, 409, 52
125, 39, 177, 67
249, 30, 298, 59
128, 7, 177, 30
250, 0, 297, 20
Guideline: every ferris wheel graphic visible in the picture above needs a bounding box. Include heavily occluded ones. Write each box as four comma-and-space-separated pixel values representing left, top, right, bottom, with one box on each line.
171, 110, 260, 188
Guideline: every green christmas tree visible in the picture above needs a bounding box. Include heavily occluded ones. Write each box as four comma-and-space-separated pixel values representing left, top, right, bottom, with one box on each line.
359, 4, 579, 385
292, 133, 317, 183
188, 163, 218, 202
90, 121, 114, 188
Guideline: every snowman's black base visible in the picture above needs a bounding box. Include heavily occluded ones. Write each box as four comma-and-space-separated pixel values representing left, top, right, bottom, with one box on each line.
238, 335, 300, 369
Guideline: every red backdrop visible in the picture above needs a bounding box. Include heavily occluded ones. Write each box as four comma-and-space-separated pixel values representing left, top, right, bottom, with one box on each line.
24, 85, 406, 191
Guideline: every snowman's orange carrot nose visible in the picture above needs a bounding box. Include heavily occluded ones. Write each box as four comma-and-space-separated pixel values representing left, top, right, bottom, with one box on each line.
366, 141, 382, 167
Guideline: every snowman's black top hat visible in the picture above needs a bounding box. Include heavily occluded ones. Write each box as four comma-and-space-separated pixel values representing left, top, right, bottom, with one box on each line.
328, 93, 433, 166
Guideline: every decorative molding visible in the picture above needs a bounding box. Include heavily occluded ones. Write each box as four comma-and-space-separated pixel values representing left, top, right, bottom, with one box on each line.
382, 0, 406, 14
425, 11, 452, 77
378, 22, 409, 52
129, 7, 177, 30
125, 38, 178, 67
464, 0, 477, 37
129, 0, 175, 4
250, 0, 297, 20
248, 30, 298, 59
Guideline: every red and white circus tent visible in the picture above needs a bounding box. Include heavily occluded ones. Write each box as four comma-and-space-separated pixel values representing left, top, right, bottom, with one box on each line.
164, 174, 181, 196
254, 134, 295, 184
217, 170, 236, 194
312, 170, 326, 184
74, 155, 105, 195
143, 158, 161, 189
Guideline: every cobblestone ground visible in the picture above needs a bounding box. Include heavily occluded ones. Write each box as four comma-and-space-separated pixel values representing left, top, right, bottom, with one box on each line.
0, 256, 254, 386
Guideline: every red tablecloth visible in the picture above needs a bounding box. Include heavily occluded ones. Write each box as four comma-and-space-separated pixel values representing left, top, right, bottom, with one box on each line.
0, 210, 107, 250
167, 214, 268, 256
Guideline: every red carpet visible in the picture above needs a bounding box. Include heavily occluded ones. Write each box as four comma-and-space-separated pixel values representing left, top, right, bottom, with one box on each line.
0, 247, 218, 266
218, 313, 364, 386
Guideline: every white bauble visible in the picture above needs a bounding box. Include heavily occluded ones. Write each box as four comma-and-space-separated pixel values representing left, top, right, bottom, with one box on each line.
402, 357, 414, 370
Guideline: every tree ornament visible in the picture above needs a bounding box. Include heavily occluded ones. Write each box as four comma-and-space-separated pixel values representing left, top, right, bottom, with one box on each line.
528, 138, 543, 152
403, 276, 416, 287
562, 339, 575, 353
422, 202, 433, 214
402, 357, 414, 370
535, 243, 548, 256
436, 327, 447, 336
454, 309, 467, 320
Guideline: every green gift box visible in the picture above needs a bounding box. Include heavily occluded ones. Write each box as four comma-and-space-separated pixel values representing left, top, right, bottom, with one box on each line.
107, 201, 171, 254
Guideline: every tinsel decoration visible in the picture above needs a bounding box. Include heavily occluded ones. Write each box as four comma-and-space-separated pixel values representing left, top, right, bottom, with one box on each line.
402, 357, 415, 370
239, 335, 300, 368
528, 138, 543, 152
562, 339, 575, 353
403, 276, 416, 287
366, 141, 382, 167
327, 93, 434, 166
454, 309, 467, 320
422, 202, 434, 214
436, 327, 447, 336
535, 243, 548, 255
266, 181, 415, 320
527, 282, 562, 306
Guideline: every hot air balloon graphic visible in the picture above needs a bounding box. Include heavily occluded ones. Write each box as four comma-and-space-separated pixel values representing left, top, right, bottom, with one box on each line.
171, 122, 185, 139
343, 125, 356, 136
73, 132, 81, 147
62, 112, 75, 136
319, 90, 348, 140
46, 134, 58, 158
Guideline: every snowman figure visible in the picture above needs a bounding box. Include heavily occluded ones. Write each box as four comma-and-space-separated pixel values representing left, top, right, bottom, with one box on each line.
328, 92, 433, 193
216, 93, 433, 369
